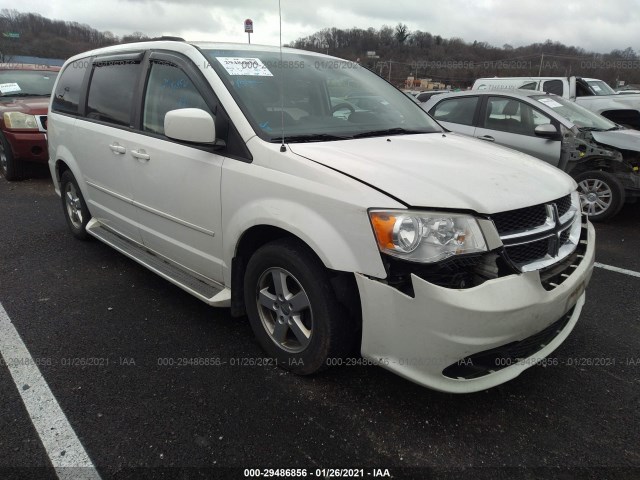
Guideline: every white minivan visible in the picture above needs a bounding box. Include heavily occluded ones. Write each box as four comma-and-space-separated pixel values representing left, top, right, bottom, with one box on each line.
48, 40, 595, 393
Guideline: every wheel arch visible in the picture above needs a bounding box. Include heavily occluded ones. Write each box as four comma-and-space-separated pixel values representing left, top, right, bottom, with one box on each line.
51, 145, 84, 196
54, 158, 71, 183
229, 224, 362, 323
223, 196, 386, 283
568, 157, 618, 177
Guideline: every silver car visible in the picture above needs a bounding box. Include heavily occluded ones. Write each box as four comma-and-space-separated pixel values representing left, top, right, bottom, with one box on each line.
423, 90, 640, 221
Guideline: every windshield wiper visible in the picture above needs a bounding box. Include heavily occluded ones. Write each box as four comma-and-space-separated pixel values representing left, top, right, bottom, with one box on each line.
578, 127, 604, 132
352, 128, 429, 138
272, 133, 350, 143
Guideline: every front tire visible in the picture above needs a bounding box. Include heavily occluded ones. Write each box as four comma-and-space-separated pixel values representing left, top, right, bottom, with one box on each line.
0, 132, 25, 181
575, 170, 625, 222
244, 238, 354, 375
60, 170, 91, 240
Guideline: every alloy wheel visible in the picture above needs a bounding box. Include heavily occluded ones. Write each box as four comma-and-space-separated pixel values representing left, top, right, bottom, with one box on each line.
578, 178, 612, 217
256, 267, 313, 353
64, 182, 84, 230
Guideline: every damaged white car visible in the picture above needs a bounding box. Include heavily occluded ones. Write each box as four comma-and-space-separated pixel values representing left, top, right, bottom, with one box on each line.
425, 89, 640, 220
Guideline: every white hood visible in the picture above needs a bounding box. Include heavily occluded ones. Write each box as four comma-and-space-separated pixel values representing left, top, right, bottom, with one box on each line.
288, 133, 575, 214
591, 128, 640, 151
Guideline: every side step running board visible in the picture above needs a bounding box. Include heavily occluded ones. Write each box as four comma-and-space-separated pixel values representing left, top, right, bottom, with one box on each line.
86, 219, 230, 307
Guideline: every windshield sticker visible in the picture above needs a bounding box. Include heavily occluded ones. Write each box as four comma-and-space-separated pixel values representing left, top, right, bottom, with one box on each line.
537, 97, 563, 108
592, 85, 602, 92
0, 82, 21, 94
216, 57, 273, 76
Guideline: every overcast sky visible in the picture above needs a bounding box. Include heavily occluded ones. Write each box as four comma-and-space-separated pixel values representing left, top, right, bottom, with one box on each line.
11, 0, 640, 54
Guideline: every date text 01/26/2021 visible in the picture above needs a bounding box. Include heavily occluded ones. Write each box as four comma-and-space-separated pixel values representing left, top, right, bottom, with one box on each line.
243, 468, 391, 477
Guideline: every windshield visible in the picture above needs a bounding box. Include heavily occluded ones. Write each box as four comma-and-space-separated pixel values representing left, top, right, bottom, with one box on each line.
585, 79, 616, 96
202, 49, 442, 141
532, 94, 617, 131
0, 69, 58, 97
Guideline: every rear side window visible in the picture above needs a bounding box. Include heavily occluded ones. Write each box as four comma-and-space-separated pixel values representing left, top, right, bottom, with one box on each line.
519, 82, 538, 91
429, 97, 479, 126
52, 60, 88, 115
86, 60, 141, 126
143, 61, 211, 135
543, 80, 564, 96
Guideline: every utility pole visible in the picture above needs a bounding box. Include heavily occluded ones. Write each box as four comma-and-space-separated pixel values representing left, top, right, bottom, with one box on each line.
376, 60, 393, 82
538, 53, 544, 76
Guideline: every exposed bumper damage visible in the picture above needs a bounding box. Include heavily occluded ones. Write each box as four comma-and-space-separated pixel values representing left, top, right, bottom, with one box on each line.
564, 130, 640, 194
357, 220, 595, 394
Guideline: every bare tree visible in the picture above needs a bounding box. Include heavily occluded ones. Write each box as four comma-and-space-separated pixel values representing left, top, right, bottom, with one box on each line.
394, 23, 410, 45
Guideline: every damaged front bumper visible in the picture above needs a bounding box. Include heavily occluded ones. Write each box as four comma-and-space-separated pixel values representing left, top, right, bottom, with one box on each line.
569, 130, 640, 194
356, 221, 595, 393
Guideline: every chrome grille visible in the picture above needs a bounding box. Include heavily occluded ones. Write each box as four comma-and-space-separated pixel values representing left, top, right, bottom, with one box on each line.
505, 238, 550, 265
491, 194, 581, 272
556, 195, 571, 217
492, 204, 548, 235
492, 194, 571, 236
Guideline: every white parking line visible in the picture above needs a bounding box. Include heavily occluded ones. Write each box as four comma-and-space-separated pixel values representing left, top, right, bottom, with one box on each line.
0, 303, 101, 480
594, 262, 640, 279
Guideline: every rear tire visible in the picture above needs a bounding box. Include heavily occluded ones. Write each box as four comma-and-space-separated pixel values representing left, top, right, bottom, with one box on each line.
0, 132, 25, 181
244, 238, 355, 375
60, 170, 91, 240
575, 170, 625, 222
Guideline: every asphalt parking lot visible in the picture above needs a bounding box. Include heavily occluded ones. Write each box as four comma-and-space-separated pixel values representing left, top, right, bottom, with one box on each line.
0, 171, 639, 480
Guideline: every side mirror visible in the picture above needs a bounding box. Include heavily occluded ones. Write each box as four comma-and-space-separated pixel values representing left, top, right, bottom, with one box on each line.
164, 108, 216, 143
534, 123, 559, 138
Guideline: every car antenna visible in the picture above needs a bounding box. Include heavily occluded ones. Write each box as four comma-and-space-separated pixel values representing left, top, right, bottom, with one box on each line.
278, 0, 286, 152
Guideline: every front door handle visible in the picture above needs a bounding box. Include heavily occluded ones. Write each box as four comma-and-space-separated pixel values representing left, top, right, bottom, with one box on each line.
131, 149, 150, 162
478, 135, 495, 142
109, 143, 126, 154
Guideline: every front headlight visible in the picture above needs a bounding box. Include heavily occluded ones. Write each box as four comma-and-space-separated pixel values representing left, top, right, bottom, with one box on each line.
369, 210, 488, 263
3, 112, 39, 129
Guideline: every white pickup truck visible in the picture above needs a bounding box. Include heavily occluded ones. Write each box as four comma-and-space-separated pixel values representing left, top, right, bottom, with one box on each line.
473, 76, 640, 129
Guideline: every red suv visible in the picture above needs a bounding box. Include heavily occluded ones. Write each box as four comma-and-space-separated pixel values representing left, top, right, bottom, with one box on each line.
0, 63, 60, 180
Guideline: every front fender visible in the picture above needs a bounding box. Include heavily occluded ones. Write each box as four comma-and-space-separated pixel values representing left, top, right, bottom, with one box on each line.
220, 161, 390, 285
223, 197, 387, 284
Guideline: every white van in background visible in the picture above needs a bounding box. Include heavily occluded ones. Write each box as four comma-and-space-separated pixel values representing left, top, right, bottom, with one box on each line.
473, 76, 640, 129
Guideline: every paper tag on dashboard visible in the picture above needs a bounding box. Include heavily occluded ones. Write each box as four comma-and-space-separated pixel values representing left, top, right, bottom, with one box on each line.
0, 82, 21, 94
537, 97, 563, 108
216, 57, 273, 76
